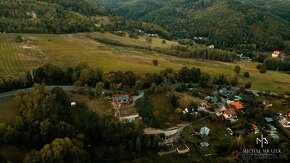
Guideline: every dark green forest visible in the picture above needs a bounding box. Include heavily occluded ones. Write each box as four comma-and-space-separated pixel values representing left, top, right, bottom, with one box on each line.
96, 0, 290, 53
0, 0, 169, 37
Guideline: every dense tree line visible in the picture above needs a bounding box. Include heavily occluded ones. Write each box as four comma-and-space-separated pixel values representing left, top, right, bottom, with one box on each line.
263, 58, 290, 71
0, 62, 246, 94
0, 84, 143, 162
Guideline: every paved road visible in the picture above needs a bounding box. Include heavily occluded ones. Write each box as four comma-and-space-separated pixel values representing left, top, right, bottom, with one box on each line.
0, 86, 145, 99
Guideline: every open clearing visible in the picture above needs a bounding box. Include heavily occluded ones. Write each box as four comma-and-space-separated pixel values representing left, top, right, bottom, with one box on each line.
150, 93, 179, 128
69, 93, 113, 116
1, 32, 290, 93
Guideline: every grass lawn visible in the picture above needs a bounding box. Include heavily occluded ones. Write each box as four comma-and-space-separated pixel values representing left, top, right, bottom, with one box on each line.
176, 92, 202, 109
150, 93, 180, 128
69, 93, 113, 116
182, 119, 232, 160
1, 33, 290, 94
0, 145, 26, 162
0, 97, 19, 124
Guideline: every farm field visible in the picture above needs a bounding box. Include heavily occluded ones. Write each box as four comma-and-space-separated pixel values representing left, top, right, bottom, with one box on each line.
0, 34, 49, 76
0, 32, 290, 93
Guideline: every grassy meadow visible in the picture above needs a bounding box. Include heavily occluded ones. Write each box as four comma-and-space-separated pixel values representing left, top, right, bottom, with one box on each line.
0, 32, 290, 93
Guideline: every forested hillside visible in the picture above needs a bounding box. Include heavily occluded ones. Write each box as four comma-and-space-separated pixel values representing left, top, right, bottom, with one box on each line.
97, 0, 290, 52
0, 0, 110, 33
0, 0, 170, 37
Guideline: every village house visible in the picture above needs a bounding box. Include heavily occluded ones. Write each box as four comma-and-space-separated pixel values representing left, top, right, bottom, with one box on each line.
270, 133, 279, 139
250, 124, 260, 134
229, 101, 244, 110
264, 117, 274, 123
200, 126, 210, 136
278, 117, 290, 127
263, 100, 273, 109
222, 108, 237, 119
219, 87, 230, 96
112, 94, 131, 106
183, 105, 199, 114
267, 124, 277, 133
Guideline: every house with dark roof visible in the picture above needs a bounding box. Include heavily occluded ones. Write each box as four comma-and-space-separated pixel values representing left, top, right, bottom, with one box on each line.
264, 117, 274, 123
210, 96, 218, 103
219, 87, 230, 95
267, 124, 277, 133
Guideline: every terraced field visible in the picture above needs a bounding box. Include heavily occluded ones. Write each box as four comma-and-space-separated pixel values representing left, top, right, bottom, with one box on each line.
1, 32, 290, 93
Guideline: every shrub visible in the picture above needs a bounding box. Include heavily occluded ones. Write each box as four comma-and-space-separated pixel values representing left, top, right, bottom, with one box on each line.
234, 65, 241, 74
256, 64, 262, 69
244, 72, 250, 78
153, 59, 159, 66
230, 76, 239, 86
245, 82, 252, 89
259, 66, 267, 73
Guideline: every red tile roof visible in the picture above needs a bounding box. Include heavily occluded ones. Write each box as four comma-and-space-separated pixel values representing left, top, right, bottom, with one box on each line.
230, 102, 244, 110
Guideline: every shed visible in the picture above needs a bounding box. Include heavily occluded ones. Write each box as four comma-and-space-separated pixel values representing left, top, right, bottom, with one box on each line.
200, 126, 210, 136
200, 142, 209, 147
264, 117, 274, 123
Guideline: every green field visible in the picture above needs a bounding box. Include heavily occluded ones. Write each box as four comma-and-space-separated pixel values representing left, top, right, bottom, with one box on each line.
0, 34, 49, 76
69, 93, 113, 116
1, 32, 290, 93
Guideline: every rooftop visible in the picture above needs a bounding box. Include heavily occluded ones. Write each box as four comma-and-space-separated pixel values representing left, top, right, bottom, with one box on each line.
270, 133, 279, 139
264, 117, 274, 123
230, 101, 244, 110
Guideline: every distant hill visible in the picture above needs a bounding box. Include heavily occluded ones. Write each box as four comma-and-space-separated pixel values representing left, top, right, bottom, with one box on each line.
0, 0, 170, 37
96, 0, 290, 52
0, 0, 111, 34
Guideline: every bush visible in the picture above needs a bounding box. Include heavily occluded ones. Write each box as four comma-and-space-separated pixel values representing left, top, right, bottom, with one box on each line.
153, 59, 159, 66
256, 64, 262, 69
230, 76, 239, 86
234, 65, 241, 74
259, 66, 267, 73
245, 82, 252, 89
244, 72, 250, 78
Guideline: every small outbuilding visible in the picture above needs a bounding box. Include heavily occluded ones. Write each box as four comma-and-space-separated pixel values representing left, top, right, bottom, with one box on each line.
200, 126, 210, 136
